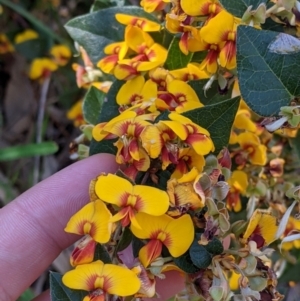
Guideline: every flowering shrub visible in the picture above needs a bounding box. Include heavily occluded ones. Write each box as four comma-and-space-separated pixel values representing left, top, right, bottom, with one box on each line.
50, 0, 300, 300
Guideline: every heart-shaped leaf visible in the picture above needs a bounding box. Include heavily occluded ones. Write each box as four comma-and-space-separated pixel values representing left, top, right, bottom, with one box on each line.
164, 36, 193, 70
83, 86, 105, 124
237, 26, 300, 116
219, 0, 266, 18
50, 272, 86, 301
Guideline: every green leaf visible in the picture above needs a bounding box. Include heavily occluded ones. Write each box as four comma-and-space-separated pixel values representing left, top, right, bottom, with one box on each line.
237, 26, 300, 117
50, 272, 86, 301
65, 6, 160, 64
173, 252, 201, 273
0, 142, 58, 161
116, 227, 133, 253
189, 236, 212, 269
188, 79, 234, 105
83, 86, 105, 124
218, 0, 266, 18
89, 80, 123, 155
91, 0, 125, 11
15, 37, 51, 60
0, 0, 67, 45
183, 96, 240, 153
204, 237, 224, 255
164, 36, 193, 70
94, 243, 112, 263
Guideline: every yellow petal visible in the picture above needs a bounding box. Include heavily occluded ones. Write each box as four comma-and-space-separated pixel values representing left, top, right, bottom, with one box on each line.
140, 125, 163, 158
29, 58, 58, 80
133, 185, 169, 215
64, 200, 112, 243
102, 264, 141, 296
165, 214, 194, 257
115, 14, 161, 32
125, 25, 154, 53
201, 10, 234, 45
243, 210, 278, 246
95, 174, 133, 206
15, 29, 38, 44
116, 76, 145, 105
63, 260, 105, 291
130, 213, 172, 239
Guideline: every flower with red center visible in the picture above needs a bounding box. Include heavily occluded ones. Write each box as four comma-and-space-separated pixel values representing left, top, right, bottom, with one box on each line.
130, 212, 194, 267
243, 209, 278, 248
226, 170, 248, 212
97, 41, 128, 74
237, 132, 267, 166
115, 14, 161, 31
157, 79, 204, 113
95, 174, 169, 228
160, 112, 215, 156
201, 10, 240, 70
180, 0, 222, 18
64, 199, 113, 244
63, 260, 141, 298
140, 0, 171, 12
29, 58, 58, 81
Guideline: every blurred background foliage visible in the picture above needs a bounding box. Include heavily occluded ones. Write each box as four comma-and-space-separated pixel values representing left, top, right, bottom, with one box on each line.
0, 1, 97, 298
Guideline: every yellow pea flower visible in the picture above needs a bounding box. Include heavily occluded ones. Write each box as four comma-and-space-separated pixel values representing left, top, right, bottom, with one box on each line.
237, 132, 267, 166
226, 170, 248, 212
130, 213, 194, 267
140, 0, 170, 13
161, 113, 215, 156
29, 58, 58, 81
0, 34, 14, 54
65, 199, 113, 244
201, 10, 240, 70
67, 99, 85, 127
63, 260, 141, 297
95, 174, 169, 228
157, 79, 204, 113
50, 44, 72, 66
281, 217, 300, 251
180, 0, 222, 17
169, 63, 209, 81
116, 75, 157, 106
14, 29, 38, 44
115, 14, 161, 31
234, 109, 257, 133
167, 168, 205, 213
243, 209, 278, 247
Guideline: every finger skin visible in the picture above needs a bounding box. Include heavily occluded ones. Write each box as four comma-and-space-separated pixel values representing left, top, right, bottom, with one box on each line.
0, 154, 118, 301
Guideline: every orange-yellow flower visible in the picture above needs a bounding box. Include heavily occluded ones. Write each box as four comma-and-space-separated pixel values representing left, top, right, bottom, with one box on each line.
97, 41, 128, 74
14, 29, 38, 44
141, 0, 170, 12
243, 209, 278, 247
167, 168, 205, 213
64, 199, 113, 244
200, 10, 239, 70
63, 260, 141, 297
50, 44, 72, 66
237, 132, 267, 166
226, 170, 248, 212
281, 217, 300, 251
157, 79, 204, 113
161, 113, 215, 156
116, 75, 157, 107
29, 58, 58, 81
130, 213, 194, 267
180, 0, 222, 17
0, 34, 14, 54
70, 236, 96, 267
115, 14, 161, 31
95, 174, 169, 228
67, 99, 85, 127
169, 63, 209, 81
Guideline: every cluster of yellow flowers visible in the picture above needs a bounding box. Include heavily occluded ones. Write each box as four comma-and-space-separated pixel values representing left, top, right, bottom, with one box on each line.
60, 0, 300, 300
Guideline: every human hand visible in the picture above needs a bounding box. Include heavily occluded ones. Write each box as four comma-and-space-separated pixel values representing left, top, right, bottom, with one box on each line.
0, 154, 184, 301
